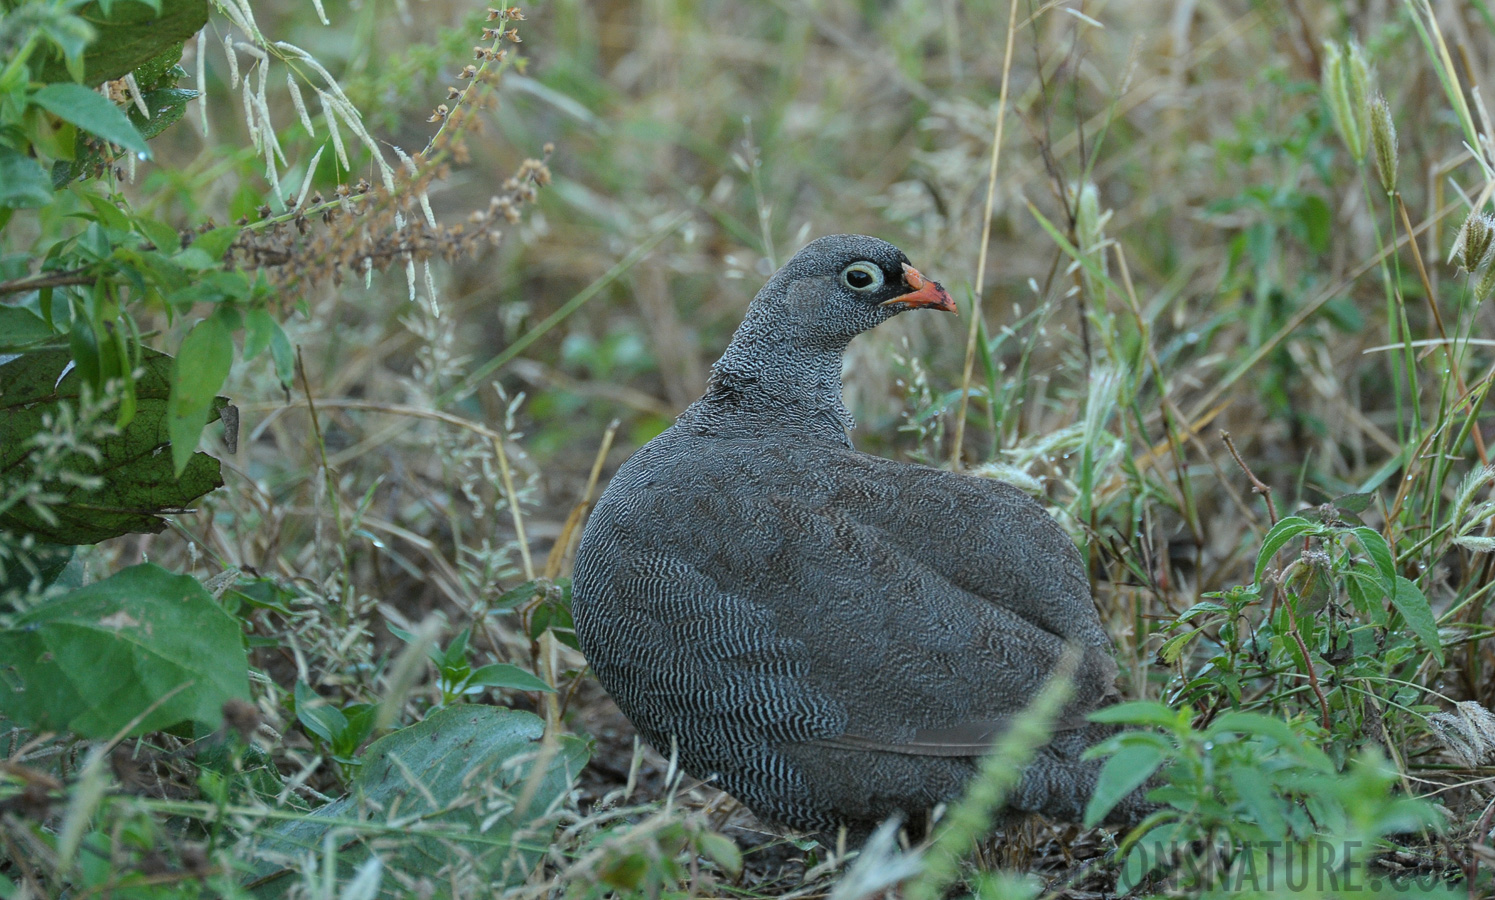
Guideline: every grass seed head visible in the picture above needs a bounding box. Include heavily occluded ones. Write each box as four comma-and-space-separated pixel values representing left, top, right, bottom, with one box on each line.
1454, 211, 1495, 273
1369, 94, 1398, 194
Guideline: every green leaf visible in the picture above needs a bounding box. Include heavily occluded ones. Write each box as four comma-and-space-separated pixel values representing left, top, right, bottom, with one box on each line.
1229, 764, 1286, 841
0, 563, 250, 738
0, 543, 76, 595
1204, 711, 1309, 751
167, 312, 234, 474
1087, 700, 1182, 729
128, 87, 197, 141
0, 146, 54, 209
1173, 600, 1227, 624
294, 680, 348, 745
32, 84, 149, 156
0, 348, 225, 544
1351, 526, 1397, 599
267, 316, 293, 387
1253, 516, 1319, 585
35, 0, 209, 86
1332, 491, 1374, 514
1084, 742, 1164, 826
190, 225, 240, 262
494, 579, 542, 608
1390, 576, 1444, 666
1156, 628, 1202, 665
0, 305, 57, 351
245, 706, 588, 896
465, 663, 555, 694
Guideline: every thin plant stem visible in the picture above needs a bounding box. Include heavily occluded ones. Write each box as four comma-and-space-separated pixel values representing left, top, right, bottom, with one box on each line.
949, 0, 1022, 468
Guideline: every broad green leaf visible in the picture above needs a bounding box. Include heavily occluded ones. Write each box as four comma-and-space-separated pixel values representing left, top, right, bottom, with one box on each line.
167, 312, 234, 474
1391, 576, 1444, 665
0, 305, 57, 350
0, 563, 250, 738
1253, 516, 1319, 585
32, 84, 149, 156
35, 0, 209, 86
0, 146, 54, 209
0, 348, 225, 544
1084, 742, 1164, 826
465, 663, 555, 694
245, 706, 588, 898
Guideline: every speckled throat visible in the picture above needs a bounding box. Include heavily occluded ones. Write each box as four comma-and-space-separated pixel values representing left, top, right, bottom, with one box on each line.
674, 312, 856, 445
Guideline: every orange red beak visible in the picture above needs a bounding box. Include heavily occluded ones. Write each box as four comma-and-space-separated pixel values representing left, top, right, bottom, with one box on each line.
882, 262, 957, 313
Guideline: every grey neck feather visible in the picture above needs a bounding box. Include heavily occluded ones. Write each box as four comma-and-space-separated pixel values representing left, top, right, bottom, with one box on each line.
675, 292, 855, 446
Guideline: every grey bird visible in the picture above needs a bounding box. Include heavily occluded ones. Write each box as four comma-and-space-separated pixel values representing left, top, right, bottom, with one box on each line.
573, 234, 1136, 836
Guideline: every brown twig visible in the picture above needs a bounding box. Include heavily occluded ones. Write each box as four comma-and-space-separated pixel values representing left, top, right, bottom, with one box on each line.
1220, 431, 1279, 525
1288, 627, 1332, 732
0, 270, 94, 296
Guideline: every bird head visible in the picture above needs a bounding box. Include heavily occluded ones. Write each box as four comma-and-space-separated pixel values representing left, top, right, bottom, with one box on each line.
751, 234, 956, 345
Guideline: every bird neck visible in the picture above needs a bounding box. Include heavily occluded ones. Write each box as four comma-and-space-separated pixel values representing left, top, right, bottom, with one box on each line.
675, 321, 854, 445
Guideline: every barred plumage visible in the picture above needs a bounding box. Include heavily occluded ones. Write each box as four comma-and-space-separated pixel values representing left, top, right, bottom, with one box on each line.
573, 235, 1143, 835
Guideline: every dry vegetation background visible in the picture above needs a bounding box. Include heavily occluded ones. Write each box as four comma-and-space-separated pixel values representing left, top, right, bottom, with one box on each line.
11, 0, 1495, 894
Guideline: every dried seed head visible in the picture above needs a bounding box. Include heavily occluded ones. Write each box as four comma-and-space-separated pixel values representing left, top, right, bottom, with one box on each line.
505, 28, 521, 42
506, 7, 523, 20
1369, 95, 1398, 194
486, 7, 503, 20
447, 85, 462, 100
428, 104, 449, 122
1455, 212, 1495, 272
458, 64, 478, 79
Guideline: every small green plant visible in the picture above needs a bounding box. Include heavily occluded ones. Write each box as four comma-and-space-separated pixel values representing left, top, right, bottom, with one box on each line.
1086, 702, 1452, 896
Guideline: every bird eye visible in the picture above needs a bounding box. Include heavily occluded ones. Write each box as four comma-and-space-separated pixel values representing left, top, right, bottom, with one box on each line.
841, 262, 883, 291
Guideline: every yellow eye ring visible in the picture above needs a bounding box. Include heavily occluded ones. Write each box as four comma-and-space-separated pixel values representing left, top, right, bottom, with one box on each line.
841, 262, 884, 291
